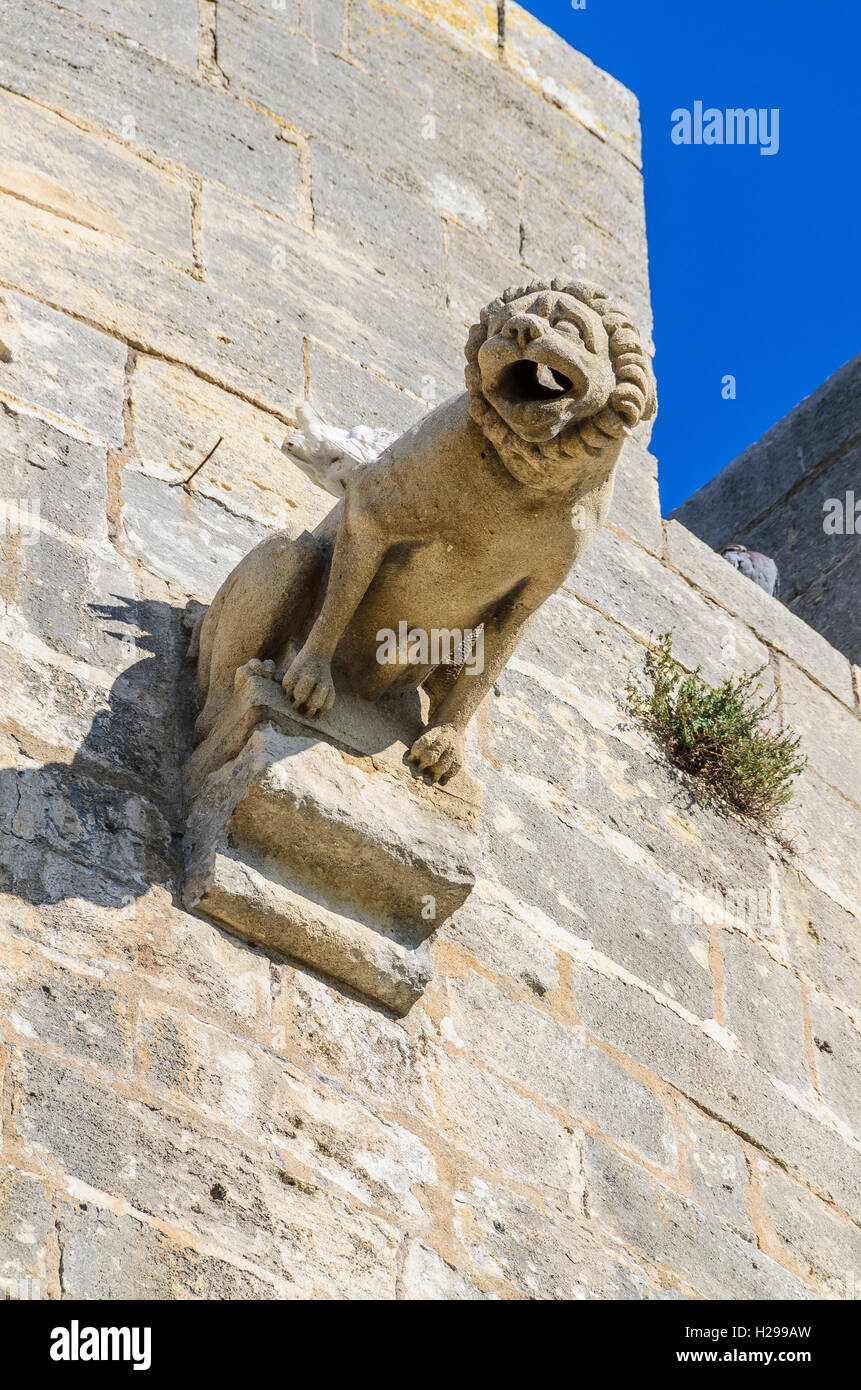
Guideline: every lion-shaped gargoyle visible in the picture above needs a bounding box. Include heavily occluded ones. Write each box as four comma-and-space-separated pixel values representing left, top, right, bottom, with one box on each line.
189, 278, 656, 781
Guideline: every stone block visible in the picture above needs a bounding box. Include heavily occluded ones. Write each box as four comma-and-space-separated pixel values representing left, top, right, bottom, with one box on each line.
202, 184, 464, 401
399, 1239, 484, 1299
0, 192, 306, 416
794, 352, 861, 472
0, 291, 127, 445
806, 991, 861, 1140
185, 663, 483, 817
476, 656, 780, 964
676, 1101, 752, 1240
474, 763, 715, 1016
0, 88, 194, 266
136, 1001, 438, 1221
502, 3, 641, 166
121, 467, 272, 598
131, 887, 274, 1031
783, 766, 861, 918
605, 441, 662, 554
312, 141, 447, 299
301, 0, 345, 51
305, 338, 428, 436
238, 0, 302, 28
0, 839, 147, 972
720, 930, 813, 1096
441, 220, 522, 329
759, 1164, 861, 1292
782, 866, 861, 1015
515, 581, 649, 723
261, 1170, 400, 1298
570, 960, 861, 1224
0, 406, 108, 542
368, 0, 499, 61
452, 1178, 679, 1300
0, 1164, 54, 1296
0, 603, 191, 815
9, 531, 139, 675
776, 652, 861, 807
518, 172, 652, 341
584, 1137, 811, 1299
53, 0, 200, 68
571, 525, 773, 691
268, 962, 440, 1124
665, 519, 854, 707
129, 356, 330, 532
442, 879, 561, 1000
481, 86, 645, 259
346, 1, 646, 253
790, 549, 860, 667
1, 758, 175, 897
271, 1072, 437, 1225
443, 974, 677, 1167
217, 1, 524, 257
0, 844, 273, 1034
0, 926, 134, 1071
0, 0, 304, 218
58, 1204, 281, 1299
771, 444, 861, 604
184, 668, 479, 1014
431, 1051, 574, 1199
10, 1050, 400, 1295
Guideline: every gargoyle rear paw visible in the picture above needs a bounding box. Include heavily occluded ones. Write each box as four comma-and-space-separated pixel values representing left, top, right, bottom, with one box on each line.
244, 658, 277, 678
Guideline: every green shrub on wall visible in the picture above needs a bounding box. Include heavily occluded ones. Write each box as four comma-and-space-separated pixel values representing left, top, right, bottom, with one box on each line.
626, 632, 806, 826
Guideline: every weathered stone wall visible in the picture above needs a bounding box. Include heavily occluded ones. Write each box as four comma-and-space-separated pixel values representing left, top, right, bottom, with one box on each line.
1, 0, 859, 1300
671, 353, 861, 665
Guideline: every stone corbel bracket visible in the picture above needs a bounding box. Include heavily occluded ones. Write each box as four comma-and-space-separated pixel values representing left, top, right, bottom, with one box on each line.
183, 666, 480, 1014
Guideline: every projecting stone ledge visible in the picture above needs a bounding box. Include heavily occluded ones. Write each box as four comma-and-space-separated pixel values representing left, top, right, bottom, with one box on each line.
183, 665, 480, 1014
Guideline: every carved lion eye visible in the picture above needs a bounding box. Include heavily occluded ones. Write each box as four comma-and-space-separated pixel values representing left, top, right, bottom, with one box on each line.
552, 319, 582, 337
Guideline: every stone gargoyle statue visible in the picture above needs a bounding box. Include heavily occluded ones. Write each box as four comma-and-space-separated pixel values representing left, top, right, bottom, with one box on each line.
189, 278, 656, 781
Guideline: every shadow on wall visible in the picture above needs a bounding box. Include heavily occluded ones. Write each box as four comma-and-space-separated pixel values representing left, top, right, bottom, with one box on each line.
0, 594, 197, 913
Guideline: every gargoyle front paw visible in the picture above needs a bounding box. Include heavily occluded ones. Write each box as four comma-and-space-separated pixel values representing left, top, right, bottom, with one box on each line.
281, 651, 335, 717
408, 724, 464, 783
244, 658, 277, 678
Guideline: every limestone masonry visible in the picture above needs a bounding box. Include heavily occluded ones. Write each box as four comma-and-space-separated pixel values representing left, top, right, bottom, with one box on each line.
0, 0, 859, 1300
673, 352, 861, 666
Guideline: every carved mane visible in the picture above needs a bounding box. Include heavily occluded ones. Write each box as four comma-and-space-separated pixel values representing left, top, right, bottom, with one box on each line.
464, 277, 656, 490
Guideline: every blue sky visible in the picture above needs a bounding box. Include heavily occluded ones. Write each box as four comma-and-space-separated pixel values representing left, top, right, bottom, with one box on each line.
522, 0, 860, 512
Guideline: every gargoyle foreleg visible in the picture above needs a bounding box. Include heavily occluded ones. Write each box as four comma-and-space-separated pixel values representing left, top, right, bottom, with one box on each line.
282, 506, 387, 717
409, 596, 537, 781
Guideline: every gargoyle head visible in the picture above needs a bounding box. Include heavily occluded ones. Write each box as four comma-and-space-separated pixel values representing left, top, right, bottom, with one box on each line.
465, 278, 656, 493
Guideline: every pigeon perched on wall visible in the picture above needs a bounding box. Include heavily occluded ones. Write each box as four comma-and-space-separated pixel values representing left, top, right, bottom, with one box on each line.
282, 402, 397, 496
721, 544, 780, 597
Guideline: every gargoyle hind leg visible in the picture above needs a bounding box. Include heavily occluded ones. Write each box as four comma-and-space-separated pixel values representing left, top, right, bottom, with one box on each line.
282, 508, 388, 717
193, 529, 324, 743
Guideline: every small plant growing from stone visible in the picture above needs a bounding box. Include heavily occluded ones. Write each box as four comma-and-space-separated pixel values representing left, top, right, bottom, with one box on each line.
626, 631, 806, 825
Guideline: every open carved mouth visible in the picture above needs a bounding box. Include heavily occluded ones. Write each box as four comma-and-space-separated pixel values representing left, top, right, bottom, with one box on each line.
497, 359, 575, 404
